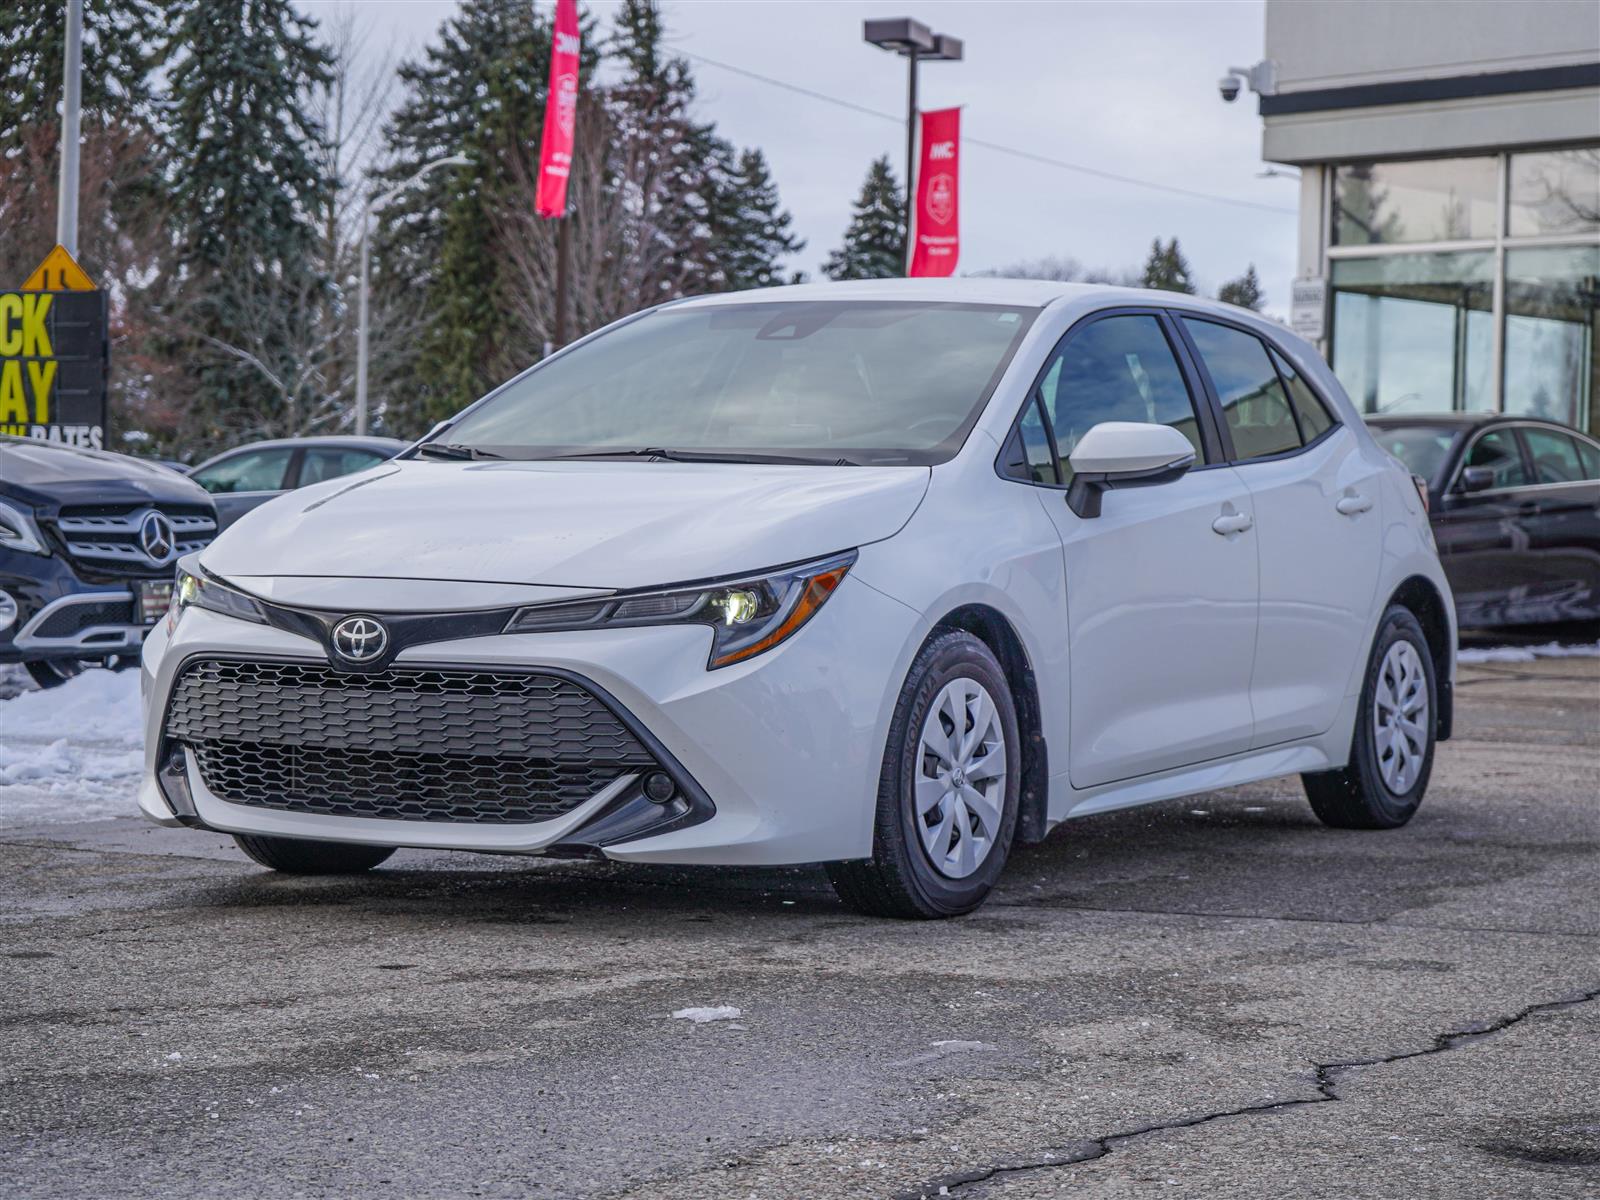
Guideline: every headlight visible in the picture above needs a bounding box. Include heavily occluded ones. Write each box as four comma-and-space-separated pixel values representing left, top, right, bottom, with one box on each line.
505, 550, 856, 669
167, 560, 267, 633
0, 499, 47, 555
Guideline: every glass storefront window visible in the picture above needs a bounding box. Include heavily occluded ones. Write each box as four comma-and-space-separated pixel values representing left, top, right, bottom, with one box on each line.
1502, 245, 1598, 429
1329, 252, 1493, 414
1509, 149, 1600, 237
1333, 157, 1498, 245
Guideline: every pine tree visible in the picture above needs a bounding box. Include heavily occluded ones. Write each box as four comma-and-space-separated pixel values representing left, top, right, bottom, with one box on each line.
161, 0, 335, 447
706, 148, 804, 291
378, 0, 592, 426
0, 0, 168, 283
165, 0, 332, 274
1140, 238, 1195, 294
607, 0, 720, 301
0, 1, 165, 151
1217, 264, 1265, 311
823, 156, 906, 280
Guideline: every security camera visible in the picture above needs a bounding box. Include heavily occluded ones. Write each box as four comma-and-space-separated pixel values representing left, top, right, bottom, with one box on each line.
1218, 74, 1242, 103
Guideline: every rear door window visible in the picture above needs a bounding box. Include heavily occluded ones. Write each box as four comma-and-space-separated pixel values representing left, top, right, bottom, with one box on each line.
1182, 319, 1301, 461
1576, 437, 1600, 480
298, 447, 386, 487
1521, 428, 1585, 485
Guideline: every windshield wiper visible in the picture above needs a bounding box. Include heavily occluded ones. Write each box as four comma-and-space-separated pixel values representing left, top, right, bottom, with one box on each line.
549, 447, 860, 466
414, 442, 505, 461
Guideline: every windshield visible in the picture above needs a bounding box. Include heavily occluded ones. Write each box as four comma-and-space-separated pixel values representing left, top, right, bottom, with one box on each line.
439, 301, 1037, 466
1369, 424, 1461, 486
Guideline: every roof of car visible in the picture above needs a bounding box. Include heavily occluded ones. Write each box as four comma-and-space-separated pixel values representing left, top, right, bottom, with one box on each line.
1364, 413, 1583, 433
666, 276, 1251, 314
201, 435, 406, 457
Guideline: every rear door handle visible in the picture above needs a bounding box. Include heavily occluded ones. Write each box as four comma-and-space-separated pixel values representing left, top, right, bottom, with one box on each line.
1335, 493, 1372, 516
1212, 512, 1253, 536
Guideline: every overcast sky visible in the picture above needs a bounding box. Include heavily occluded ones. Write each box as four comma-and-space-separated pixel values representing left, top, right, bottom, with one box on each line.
298, 0, 1296, 311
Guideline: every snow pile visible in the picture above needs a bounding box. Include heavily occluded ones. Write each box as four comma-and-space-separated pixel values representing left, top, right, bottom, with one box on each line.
671, 1005, 742, 1023
1458, 640, 1600, 664
0, 667, 145, 825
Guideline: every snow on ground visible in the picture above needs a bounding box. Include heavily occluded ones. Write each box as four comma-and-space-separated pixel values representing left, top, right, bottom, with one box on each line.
1457, 640, 1600, 664
0, 666, 145, 826
671, 1006, 742, 1023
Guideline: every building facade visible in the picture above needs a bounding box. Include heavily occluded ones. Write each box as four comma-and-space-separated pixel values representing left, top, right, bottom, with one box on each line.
1261, 0, 1600, 436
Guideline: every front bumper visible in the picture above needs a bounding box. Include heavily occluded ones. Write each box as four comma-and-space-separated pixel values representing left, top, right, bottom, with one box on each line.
139, 574, 918, 865
1, 549, 158, 664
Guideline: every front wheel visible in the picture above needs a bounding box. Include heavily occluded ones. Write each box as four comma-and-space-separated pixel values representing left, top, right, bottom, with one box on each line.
25, 658, 85, 689
827, 630, 1021, 919
233, 834, 395, 875
1302, 605, 1437, 829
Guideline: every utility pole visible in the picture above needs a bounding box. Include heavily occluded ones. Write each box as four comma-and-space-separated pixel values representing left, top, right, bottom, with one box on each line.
903, 47, 918, 249
56, 0, 84, 255
355, 154, 470, 436
553, 212, 572, 349
864, 18, 963, 272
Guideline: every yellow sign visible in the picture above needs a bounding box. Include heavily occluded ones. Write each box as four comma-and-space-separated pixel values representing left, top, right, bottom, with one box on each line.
21, 244, 96, 292
0, 292, 56, 423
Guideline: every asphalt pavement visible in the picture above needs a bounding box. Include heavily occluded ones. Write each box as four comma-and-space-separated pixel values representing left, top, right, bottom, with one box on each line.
1, 654, 1596, 1198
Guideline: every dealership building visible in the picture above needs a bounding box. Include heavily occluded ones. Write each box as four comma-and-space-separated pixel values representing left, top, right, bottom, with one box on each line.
1255, 0, 1599, 437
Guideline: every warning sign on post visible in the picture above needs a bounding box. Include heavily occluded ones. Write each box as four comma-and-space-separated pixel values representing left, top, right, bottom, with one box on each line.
3, 246, 108, 448
21, 244, 98, 294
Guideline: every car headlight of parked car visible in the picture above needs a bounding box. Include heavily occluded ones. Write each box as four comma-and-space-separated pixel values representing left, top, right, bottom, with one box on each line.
167, 560, 267, 633
0, 499, 47, 555
505, 550, 857, 669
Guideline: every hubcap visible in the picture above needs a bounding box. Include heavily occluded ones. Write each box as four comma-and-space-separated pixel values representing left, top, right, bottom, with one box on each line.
915, 677, 1007, 879
1373, 640, 1429, 794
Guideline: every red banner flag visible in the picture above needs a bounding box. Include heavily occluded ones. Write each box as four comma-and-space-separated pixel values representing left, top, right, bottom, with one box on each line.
908, 107, 960, 277
534, 0, 581, 219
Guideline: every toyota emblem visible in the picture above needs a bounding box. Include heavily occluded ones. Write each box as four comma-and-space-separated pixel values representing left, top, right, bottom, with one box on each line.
138, 511, 175, 564
331, 616, 389, 664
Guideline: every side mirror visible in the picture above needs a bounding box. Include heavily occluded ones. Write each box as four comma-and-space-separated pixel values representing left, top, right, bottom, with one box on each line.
1066, 422, 1197, 518
1456, 465, 1496, 494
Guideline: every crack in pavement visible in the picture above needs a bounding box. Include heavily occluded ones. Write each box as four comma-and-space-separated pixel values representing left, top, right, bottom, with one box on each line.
896, 985, 1600, 1200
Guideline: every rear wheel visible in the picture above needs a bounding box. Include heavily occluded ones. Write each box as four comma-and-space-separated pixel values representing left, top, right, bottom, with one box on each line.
828, 631, 1020, 919
1302, 605, 1437, 829
233, 834, 395, 875
24, 658, 85, 689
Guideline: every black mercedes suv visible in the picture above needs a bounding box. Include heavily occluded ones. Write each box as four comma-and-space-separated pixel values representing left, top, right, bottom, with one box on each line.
0, 437, 217, 687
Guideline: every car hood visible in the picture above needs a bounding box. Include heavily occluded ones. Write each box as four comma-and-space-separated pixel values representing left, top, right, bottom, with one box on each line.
0, 437, 210, 509
201, 459, 930, 591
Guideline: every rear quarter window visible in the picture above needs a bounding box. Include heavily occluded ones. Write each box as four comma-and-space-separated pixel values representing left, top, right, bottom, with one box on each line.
1269, 347, 1336, 441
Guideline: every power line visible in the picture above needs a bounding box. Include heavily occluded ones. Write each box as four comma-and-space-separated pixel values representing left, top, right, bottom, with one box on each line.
682, 51, 1297, 217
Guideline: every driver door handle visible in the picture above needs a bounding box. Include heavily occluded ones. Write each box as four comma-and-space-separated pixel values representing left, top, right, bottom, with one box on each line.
1336, 493, 1373, 516
1212, 511, 1253, 536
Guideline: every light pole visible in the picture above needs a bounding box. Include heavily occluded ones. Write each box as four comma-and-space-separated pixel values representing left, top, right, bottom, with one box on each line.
863, 17, 963, 272
56, 0, 83, 255
355, 153, 470, 435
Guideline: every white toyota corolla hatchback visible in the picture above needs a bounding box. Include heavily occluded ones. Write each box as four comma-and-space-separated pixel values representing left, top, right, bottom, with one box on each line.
140, 280, 1455, 918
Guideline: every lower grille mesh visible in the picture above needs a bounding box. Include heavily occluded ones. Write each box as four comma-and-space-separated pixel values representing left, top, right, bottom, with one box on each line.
32, 598, 135, 638
165, 659, 655, 824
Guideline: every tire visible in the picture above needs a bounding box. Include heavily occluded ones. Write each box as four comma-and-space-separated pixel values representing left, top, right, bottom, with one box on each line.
233, 834, 395, 875
827, 630, 1021, 919
25, 658, 85, 689
1303, 604, 1437, 830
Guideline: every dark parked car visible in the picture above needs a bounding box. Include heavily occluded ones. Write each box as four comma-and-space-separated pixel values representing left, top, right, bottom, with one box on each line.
188, 436, 405, 530
0, 436, 217, 687
1367, 414, 1600, 628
